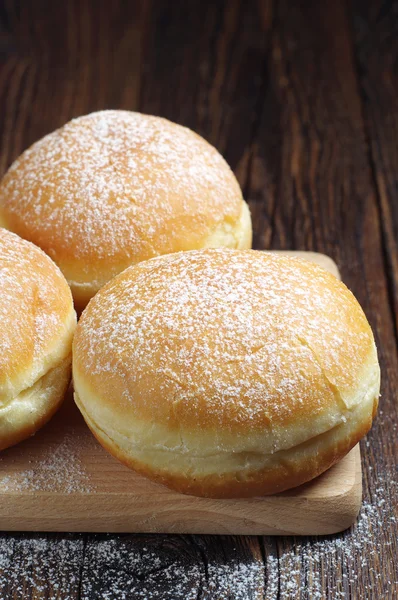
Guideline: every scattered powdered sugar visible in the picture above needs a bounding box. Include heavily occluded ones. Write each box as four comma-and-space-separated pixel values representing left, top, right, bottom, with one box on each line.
0, 431, 93, 494
0, 535, 83, 599
79, 536, 264, 599
0, 110, 242, 265
266, 472, 398, 599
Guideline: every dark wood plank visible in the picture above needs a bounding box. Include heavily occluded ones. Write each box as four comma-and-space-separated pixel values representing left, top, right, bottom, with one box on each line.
140, 0, 273, 186
350, 0, 398, 340
250, 0, 398, 597
0, 0, 148, 175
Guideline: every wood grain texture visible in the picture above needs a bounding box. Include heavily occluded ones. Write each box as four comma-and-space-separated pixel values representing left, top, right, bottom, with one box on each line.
260, 1, 398, 597
0, 0, 397, 598
0, 253, 362, 537
350, 0, 398, 342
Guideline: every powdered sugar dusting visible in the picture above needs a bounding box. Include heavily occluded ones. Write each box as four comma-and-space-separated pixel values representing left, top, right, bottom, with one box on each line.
0, 431, 94, 494
76, 249, 375, 442
0, 111, 242, 269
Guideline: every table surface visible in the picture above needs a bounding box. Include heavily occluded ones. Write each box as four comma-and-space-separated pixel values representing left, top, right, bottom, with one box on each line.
0, 0, 397, 598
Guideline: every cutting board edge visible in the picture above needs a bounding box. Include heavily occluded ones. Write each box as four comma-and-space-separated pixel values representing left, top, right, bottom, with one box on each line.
0, 445, 362, 535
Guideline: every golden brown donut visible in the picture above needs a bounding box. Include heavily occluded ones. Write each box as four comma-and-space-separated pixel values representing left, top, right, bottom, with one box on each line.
0, 110, 252, 310
0, 228, 76, 451
72, 249, 380, 498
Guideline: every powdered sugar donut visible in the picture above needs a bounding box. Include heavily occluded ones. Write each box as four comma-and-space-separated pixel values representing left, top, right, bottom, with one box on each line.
0, 111, 251, 310
72, 249, 379, 498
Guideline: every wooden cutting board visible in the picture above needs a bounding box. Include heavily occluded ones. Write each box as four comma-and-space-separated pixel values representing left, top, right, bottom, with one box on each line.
0, 251, 362, 535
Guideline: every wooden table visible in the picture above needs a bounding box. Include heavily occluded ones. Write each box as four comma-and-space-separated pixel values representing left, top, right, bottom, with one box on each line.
0, 0, 397, 598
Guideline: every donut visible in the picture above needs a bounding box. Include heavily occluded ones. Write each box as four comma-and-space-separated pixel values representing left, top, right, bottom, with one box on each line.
0, 228, 76, 450
72, 249, 380, 498
0, 111, 252, 310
